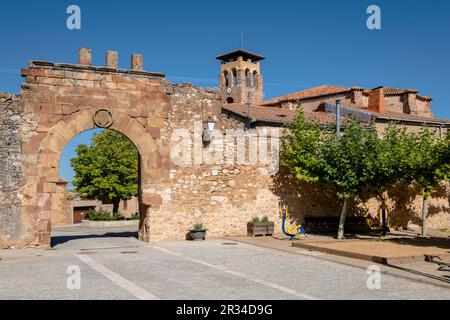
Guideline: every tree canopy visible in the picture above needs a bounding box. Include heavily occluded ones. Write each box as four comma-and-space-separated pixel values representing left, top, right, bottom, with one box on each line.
281, 109, 450, 239
71, 130, 139, 213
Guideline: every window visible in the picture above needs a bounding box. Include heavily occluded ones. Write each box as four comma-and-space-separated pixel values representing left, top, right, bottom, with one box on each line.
252, 71, 258, 87
245, 69, 250, 87
224, 71, 229, 87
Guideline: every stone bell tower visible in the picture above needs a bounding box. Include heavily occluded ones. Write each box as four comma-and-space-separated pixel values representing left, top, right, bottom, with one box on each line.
216, 49, 265, 105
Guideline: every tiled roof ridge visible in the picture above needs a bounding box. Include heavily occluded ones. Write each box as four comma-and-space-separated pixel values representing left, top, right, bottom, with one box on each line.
263, 85, 432, 105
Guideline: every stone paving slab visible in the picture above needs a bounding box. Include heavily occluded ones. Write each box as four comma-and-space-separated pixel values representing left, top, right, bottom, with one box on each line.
227, 235, 450, 288
291, 238, 450, 264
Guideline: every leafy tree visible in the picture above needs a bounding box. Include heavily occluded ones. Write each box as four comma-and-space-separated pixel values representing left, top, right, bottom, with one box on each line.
71, 130, 139, 214
319, 120, 382, 239
282, 110, 450, 239
282, 111, 382, 239
409, 129, 450, 237
281, 109, 324, 183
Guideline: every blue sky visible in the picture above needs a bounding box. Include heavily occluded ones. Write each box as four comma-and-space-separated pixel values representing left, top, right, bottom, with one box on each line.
1, 0, 449, 184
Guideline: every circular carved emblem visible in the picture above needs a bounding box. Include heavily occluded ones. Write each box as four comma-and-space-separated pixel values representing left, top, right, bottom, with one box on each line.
93, 109, 113, 128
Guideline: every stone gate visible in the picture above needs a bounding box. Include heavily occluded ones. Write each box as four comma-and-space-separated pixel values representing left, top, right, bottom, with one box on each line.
1, 49, 173, 248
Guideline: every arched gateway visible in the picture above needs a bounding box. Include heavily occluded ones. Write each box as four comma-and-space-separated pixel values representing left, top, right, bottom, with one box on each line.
10, 49, 172, 248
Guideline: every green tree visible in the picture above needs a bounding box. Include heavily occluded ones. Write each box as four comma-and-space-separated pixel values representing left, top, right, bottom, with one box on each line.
320, 120, 382, 239
409, 129, 450, 237
71, 130, 139, 214
281, 109, 324, 183
282, 111, 383, 239
282, 111, 450, 239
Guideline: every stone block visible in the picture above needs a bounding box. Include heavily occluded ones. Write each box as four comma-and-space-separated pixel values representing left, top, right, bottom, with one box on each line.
38, 232, 51, 247
131, 54, 143, 71
43, 182, 56, 193
106, 50, 119, 69
78, 48, 92, 66
142, 194, 162, 206
148, 127, 161, 139
158, 146, 170, 158
148, 117, 165, 128
145, 152, 162, 169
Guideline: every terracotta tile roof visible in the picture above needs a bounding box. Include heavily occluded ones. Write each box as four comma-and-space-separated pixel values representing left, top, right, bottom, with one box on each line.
377, 111, 450, 124
223, 103, 450, 127
222, 104, 336, 125
263, 85, 432, 106
262, 85, 353, 105
321, 102, 450, 125
380, 87, 431, 101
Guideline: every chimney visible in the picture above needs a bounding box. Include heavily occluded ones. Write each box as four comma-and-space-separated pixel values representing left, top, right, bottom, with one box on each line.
106, 50, 118, 69
78, 48, 92, 66
131, 54, 143, 71
368, 87, 387, 114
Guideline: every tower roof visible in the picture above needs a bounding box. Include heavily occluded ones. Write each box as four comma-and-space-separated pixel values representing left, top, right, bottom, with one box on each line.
216, 49, 265, 62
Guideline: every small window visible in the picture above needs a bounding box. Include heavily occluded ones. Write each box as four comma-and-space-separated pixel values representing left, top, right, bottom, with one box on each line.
224, 71, 229, 87
226, 97, 234, 104
252, 71, 258, 87
232, 69, 237, 87
245, 69, 250, 87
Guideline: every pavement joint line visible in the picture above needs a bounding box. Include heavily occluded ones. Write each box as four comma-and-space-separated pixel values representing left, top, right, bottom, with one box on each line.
150, 245, 320, 300
74, 252, 159, 300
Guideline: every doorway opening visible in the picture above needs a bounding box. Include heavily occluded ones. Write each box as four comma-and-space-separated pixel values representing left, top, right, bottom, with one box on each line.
51, 128, 141, 247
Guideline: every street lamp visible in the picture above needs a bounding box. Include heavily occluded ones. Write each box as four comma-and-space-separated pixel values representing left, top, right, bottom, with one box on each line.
202, 116, 216, 144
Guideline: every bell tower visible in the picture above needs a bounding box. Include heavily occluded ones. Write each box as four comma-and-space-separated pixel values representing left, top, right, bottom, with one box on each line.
216, 49, 265, 105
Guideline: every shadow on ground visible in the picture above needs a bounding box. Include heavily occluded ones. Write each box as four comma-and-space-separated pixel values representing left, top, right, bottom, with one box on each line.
384, 237, 450, 251
51, 231, 138, 247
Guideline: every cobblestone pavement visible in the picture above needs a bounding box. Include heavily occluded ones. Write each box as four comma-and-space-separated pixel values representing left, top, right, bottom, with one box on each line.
0, 226, 449, 300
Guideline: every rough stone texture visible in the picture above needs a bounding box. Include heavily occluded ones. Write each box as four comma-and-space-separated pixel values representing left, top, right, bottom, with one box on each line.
78, 48, 92, 66
51, 181, 71, 225
106, 50, 118, 69
146, 84, 340, 241
6, 58, 172, 248
0, 94, 27, 248
219, 55, 263, 105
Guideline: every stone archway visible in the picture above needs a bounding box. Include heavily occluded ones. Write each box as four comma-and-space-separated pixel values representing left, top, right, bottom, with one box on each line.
22, 109, 163, 247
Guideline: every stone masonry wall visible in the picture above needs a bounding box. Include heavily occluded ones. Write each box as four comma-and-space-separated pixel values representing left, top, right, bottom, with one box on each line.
0, 94, 25, 247
10, 58, 172, 248
148, 84, 346, 240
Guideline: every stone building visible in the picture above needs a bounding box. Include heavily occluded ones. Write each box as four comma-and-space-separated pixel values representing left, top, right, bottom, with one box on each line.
0, 47, 449, 249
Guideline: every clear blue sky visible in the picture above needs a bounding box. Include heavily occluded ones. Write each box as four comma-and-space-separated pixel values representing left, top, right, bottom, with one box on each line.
1, 0, 449, 184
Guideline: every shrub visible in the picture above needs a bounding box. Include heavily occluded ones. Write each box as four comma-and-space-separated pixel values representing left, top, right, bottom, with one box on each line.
261, 215, 269, 223
252, 216, 260, 223
193, 223, 205, 231
86, 208, 116, 221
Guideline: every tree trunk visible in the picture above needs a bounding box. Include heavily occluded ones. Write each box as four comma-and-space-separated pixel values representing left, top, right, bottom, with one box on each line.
112, 199, 120, 215
421, 194, 429, 238
337, 198, 348, 240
